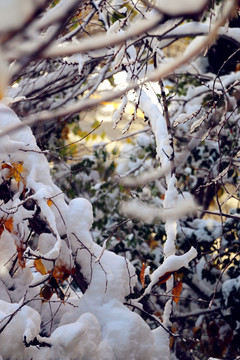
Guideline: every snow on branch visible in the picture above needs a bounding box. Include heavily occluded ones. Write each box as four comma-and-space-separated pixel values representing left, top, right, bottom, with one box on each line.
0, 0, 234, 134
141, 247, 198, 297
0, 0, 46, 33
45, 15, 162, 57
0, 103, 178, 360
153, 0, 209, 17
121, 195, 196, 223
0, 0, 239, 358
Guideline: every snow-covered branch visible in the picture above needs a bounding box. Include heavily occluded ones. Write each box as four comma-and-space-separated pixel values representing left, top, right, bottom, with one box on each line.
1, 0, 240, 359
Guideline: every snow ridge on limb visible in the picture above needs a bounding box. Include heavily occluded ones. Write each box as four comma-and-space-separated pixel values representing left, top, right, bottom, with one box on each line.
114, 32, 198, 357
141, 247, 198, 297
135, 87, 198, 358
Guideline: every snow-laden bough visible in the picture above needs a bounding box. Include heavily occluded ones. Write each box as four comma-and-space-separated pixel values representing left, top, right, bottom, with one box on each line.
0, 104, 197, 359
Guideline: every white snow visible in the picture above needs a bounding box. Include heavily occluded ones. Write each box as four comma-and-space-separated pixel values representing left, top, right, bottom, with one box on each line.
0, 301, 41, 360
156, 0, 208, 16
0, 0, 44, 32
142, 247, 197, 296
0, 99, 179, 360
221, 275, 240, 307
1, 104, 170, 360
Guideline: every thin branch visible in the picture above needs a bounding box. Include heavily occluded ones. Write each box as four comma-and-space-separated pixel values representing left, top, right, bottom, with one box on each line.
209, 250, 240, 309
55, 120, 103, 150
126, 301, 180, 337
170, 306, 222, 321
1, 0, 235, 139
45, 14, 163, 57
200, 209, 240, 220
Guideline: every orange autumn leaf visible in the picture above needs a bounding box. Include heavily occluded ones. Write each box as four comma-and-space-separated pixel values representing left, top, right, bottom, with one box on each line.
16, 243, 26, 269
34, 258, 74, 283
154, 311, 163, 321
193, 325, 201, 334
170, 325, 178, 348
47, 199, 53, 207
13, 163, 23, 182
34, 259, 47, 275
2, 162, 13, 173
40, 276, 66, 302
52, 263, 75, 283
5, 218, 14, 232
40, 283, 54, 302
158, 271, 172, 285
0, 217, 14, 236
2, 162, 24, 183
35, 259, 75, 301
0, 217, 26, 268
147, 233, 158, 250
61, 125, 69, 140
172, 281, 183, 304
140, 262, 146, 288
